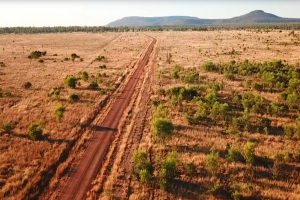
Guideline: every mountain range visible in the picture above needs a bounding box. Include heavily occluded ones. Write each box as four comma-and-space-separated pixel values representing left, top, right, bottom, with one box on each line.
107, 10, 300, 27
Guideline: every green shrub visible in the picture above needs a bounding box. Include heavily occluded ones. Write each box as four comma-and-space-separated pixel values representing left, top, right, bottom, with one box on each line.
152, 118, 174, 140
171, 64, 182, 79
243, 142, 256, 166
133, 150, 152, 183
203, 62, 218, 72
80, 71, 89, 81
206, 150, 219, 174
69, 94, 80, 102
182, 69, 199, 84
159, 152, 179, 190
64, 75, 77, 89
88, 81, 99, 90
283, 124, 295, 138
23, 82, 32, 89
210, 102, 229, 121
54, 104, 66, 122
1, 122, 14, 133
226, 146, 243, 163
184, 162, 196, 176
48, 87, 61, 99
28, 123, 44, 140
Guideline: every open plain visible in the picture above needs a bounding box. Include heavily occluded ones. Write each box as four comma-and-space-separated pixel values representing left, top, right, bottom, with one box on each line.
0, 30, 300, 199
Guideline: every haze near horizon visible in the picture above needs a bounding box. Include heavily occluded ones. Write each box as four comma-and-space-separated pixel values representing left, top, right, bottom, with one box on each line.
0, 0, 299, 27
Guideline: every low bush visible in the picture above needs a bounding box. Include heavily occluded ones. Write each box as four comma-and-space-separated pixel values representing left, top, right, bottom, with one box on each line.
28, 50, 46, 59
64, 75, 77, 89
69, 93, 80, 102
133, 150, 152, 184
28, 123, 44, 140
88, 81, 99, 90
152, 117, 174, 141
184, 162, 196, 176
203, 61, 218, 72
206, 150, 219, 174
1, 122, 14, 133
159, 152, 179, 190
54, 104, 66, 122
226, 146, 244, 163
23, 82, 32, 89
243, 141, 256, 166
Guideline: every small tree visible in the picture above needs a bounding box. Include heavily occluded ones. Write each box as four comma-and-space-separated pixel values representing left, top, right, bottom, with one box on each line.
243, 142, 256, 166
152, 118, 174, 141
54, 104, 66, 122
28, 123, 44, 140
64, 75, 77, 89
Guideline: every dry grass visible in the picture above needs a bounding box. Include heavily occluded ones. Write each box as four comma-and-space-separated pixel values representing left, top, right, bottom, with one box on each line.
0, 32, 150, 198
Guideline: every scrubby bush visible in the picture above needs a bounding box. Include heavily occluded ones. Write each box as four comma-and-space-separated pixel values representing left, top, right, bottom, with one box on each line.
243, 142, 256, 166
95, 55, 106, 61
1, 122, 14, 133
28, 50, 46, 59
210, 102, 229, 121
54, 104, 66, 122
28, 123, 44, 140
69, 93, 80, 102
283, 123, 295, 138
159, 151, 179, 190
133, 150, 152, 184
152, 118, 174, 141
184, 162, 196, 176
99, 64, 107, 69
203, 61, 218, 72
182, 69, 199, 84
171, 64, 182, 79
23, 82, 32, 89
48, 87, 61, 99
71, 53, 80, 61
64, 75, 77, 89
88, 81, 99, 90
273, 153, 284, 178
206, 150, 219, 174
80, 71, 89, 81
226, 146, 244, 163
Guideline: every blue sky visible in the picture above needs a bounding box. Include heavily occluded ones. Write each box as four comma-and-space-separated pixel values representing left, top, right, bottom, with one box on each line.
0, 1, 299, 27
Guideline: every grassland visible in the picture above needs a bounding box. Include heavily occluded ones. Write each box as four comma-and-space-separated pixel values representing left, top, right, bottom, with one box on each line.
0, 30, 300, 199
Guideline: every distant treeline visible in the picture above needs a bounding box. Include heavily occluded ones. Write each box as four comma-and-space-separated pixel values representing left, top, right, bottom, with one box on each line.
1, 24, 300, 34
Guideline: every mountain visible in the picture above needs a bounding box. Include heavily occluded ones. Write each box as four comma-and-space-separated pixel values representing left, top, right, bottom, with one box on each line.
107, 10, 300, 27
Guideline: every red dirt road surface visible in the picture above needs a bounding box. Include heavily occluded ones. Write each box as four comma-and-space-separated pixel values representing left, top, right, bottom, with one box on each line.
61, 37, 157, 200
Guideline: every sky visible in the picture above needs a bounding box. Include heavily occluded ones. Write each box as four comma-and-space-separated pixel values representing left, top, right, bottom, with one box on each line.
0, 0, 299, 27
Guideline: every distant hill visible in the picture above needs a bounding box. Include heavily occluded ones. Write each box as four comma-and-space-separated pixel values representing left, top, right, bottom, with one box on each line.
107, 10, 300, 27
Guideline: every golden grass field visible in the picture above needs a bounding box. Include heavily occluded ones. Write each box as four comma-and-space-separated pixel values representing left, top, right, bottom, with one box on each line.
0, 30, 300, 199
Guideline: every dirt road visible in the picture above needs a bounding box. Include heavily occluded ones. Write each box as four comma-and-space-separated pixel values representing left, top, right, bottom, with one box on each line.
61, 37, 156, 200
